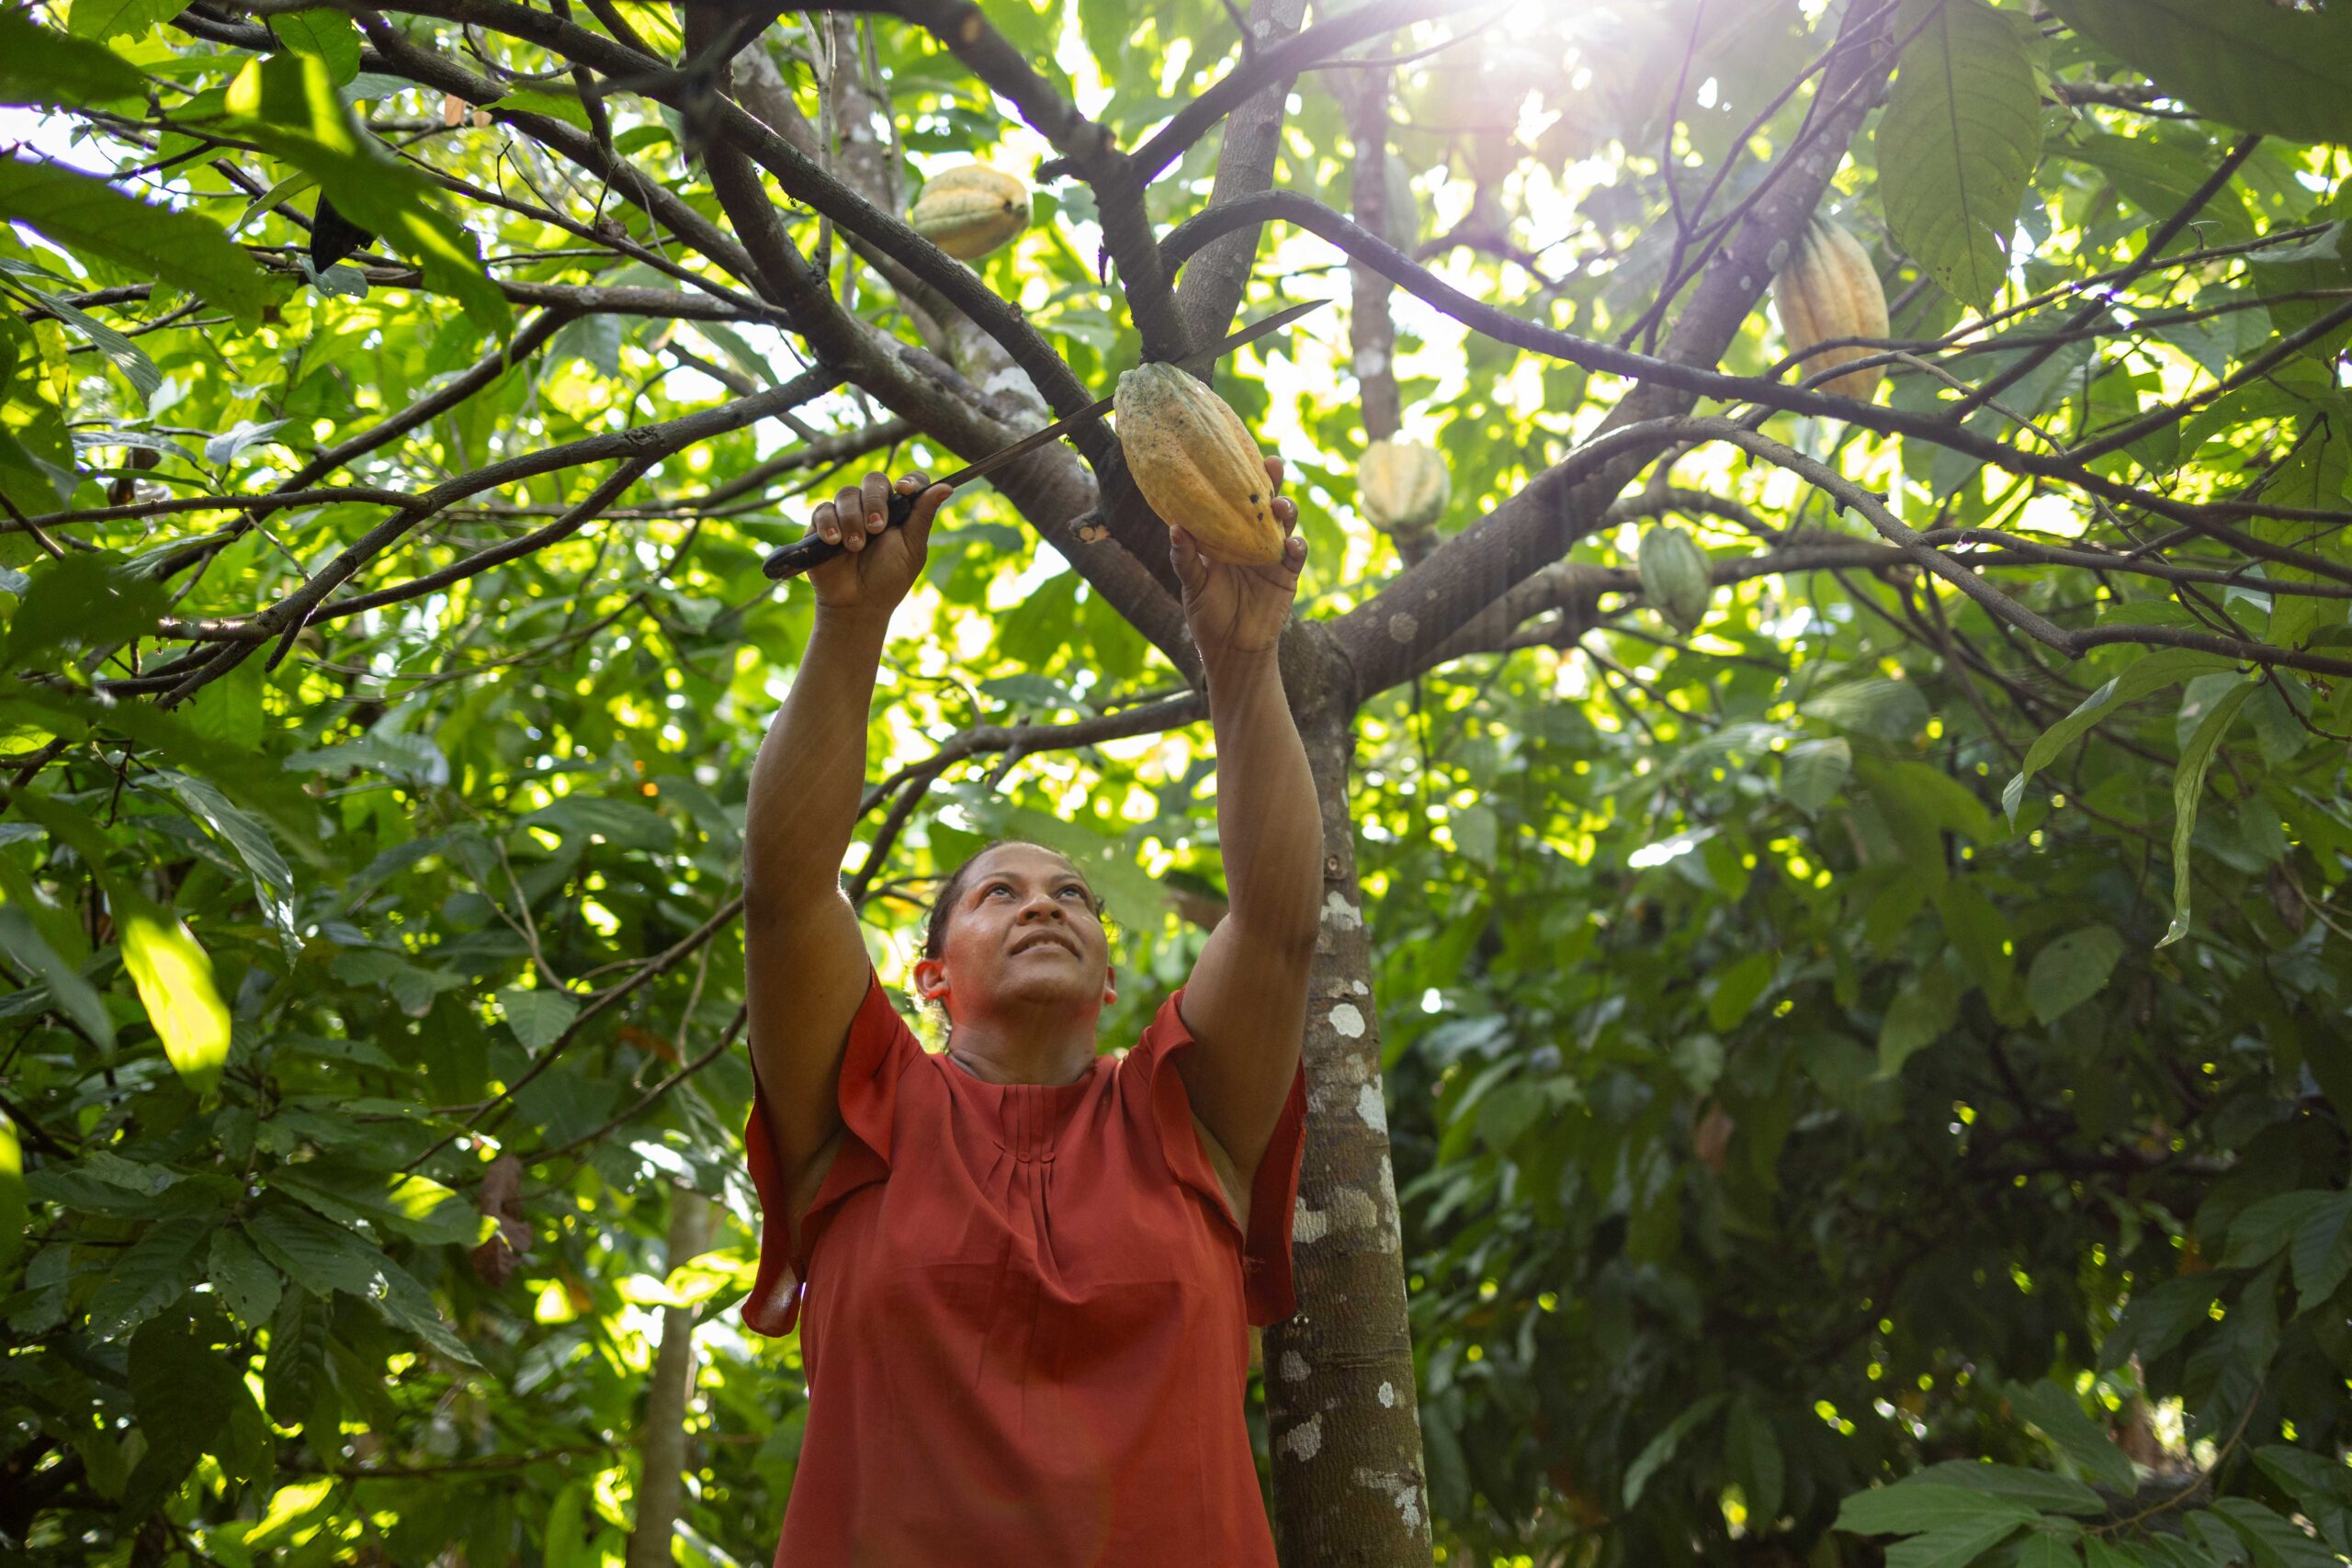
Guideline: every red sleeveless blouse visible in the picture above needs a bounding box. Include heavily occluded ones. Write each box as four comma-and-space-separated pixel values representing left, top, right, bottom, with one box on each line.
739, 967, 1310, 1566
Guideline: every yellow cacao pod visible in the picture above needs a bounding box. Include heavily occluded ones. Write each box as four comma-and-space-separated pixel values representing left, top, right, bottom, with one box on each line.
1114, 363, 1283, 567
1359, 440, 1451, 532
907, 164, 1031, 261
1770, 217, 1890, 400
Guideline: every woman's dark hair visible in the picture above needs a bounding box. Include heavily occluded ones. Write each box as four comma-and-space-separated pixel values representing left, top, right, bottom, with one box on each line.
922, 840, 1109, 961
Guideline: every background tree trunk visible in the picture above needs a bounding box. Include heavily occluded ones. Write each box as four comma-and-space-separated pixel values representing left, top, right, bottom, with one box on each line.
1263, 629, 1432, 1565
627, 1188, 714, 1568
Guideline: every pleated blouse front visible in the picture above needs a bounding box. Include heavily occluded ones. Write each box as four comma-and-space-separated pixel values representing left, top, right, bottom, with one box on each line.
739, 968, 1309, 1567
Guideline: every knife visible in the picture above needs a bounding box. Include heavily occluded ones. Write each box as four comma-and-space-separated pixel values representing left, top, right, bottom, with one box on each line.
760, 298, 1328, 581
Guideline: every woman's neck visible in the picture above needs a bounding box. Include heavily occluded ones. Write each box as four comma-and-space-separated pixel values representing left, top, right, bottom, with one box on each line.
941, 1014, 1099, 1086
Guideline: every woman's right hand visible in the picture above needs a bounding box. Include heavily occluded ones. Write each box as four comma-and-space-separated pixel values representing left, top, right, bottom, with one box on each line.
807, 469, 951, 618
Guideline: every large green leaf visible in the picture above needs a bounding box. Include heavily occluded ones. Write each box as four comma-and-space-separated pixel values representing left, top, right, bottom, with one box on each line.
0, 157, 267, 321
2024, 926, 2123, 1026
110, 881, 232, 1095
1838, 1482, 2041, 1537
2156, 677, 2255, 947
0, 11, 143, 107
1875, 0, 2043, 310
2005, 649, 2233, 824
214, 52, 507, 333
2043, 0, 2352, 144
2000, 1380, 2137, 1494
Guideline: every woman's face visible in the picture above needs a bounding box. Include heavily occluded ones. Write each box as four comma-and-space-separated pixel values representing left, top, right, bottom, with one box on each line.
920, 844, 1114, 1021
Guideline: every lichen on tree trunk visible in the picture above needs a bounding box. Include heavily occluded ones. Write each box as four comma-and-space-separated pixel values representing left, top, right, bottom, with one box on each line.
1263, 631, 1431, 1564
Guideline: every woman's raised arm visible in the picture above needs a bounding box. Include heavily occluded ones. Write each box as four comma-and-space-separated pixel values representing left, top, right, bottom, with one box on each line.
741, 470, 948, 1209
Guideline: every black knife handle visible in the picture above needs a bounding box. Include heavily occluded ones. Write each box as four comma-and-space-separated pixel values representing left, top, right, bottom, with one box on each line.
762, 486, 922, 581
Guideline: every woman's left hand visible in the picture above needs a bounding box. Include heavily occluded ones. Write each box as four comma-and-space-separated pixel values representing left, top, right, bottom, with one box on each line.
1170, 456, 1306, 665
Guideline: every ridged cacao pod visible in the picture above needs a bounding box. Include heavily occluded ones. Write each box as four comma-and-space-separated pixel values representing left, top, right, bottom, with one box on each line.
1114, 364, 1283, 566
1770, 217, 1890, 400
907, 164, 1031, 261
1637, 524, 1711, 635
1359, 440, 1451, 533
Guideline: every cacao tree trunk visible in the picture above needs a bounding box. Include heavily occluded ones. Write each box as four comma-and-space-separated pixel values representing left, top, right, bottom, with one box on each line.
1264, 633, 1431, 1565
628, 1188, 714, 1568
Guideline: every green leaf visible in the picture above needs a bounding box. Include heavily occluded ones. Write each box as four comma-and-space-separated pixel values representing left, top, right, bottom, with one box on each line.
0, 8, 141, 106
2083, 1540, 2153, 1568
1726, 1394, 1785, 1526
2289, 1190, 2352, 1311
262, 1289, 328, 1425
1917, 1461, 2107, 1517
1879, 959, 1960, 1077
1887, 1519, 2029, 1568
1876, 0, 2044, 310
2005, 649, 2231, 824
268, 10, 362, 85
0, 1113, 20, 1273
1706, 953, 1776, 1032
498, 988, 581, 1053
1801, 676, 1929, 741
0, 157, 268, 321
110, 880, 232, 1094
1781, 737, 1851, 814
87, 1192, 218, 1337
1838, 1482, 2041, 1537
25, 288, 161, 398
2, 548, 171, 665
0, 904, 115, 1047
2252, 1447, 2352, 1554
2157, 678, 2256, 947
2211, 1497, 2340, 1568
216, 52, 507, 333
2223, 1191, 2330, 1270
2042, 0, 2352, 144
125, 1310, 255, 1510
206, 1224, 283, 1326
523, 795, 673, 852
2018, 1534, 2085, 1568
246, 1202, 390, 1297
62, 0, 178, 42
2099, 1277, 2219, 1372
2001, 1380, 2138, 1493
1623, 1393, 1727, 1506
2026, 926, 2124, 1026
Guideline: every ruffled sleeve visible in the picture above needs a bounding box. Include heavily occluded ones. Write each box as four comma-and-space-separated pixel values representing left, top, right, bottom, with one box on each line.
740, 967, 920, 1337
1125, 987, 1310, 1326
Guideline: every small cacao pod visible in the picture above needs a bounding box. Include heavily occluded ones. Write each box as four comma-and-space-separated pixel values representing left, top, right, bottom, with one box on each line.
907, 164, 1031, 261
1114, 364, 1283, 566
1770, 216, 1890, 400
1637, 524, 1711, 635
1359, 440, 1451, 533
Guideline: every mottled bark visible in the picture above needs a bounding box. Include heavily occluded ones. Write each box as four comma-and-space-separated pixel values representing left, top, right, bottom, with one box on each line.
1261, 625, 1431, 1564
1341, 55, 1401, 446
627, 1188, 714, 1568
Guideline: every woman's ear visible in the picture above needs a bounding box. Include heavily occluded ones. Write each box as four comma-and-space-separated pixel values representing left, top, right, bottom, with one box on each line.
912, 955, 946, 1001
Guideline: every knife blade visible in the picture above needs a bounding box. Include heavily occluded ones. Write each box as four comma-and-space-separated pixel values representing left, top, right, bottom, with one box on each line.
760, 298, 1328, 581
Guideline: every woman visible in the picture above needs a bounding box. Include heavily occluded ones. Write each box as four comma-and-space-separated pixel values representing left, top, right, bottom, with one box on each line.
738, 462, 1326, 1564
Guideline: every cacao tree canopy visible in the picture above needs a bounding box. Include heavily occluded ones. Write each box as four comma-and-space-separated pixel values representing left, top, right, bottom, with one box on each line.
2, 0, 2350, 1565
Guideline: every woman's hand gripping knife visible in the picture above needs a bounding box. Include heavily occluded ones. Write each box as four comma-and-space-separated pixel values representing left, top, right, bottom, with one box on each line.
1163, 457, 1324, 1231
741, 471, 953, 1243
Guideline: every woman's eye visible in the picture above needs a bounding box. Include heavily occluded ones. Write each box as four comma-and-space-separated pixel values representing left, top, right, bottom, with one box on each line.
984, 885, 1010, 898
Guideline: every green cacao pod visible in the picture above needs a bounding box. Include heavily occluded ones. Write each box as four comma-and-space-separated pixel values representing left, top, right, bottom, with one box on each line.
1359, 440, 1451, 532
1114, 364, 1283, 566
907, 164, 1031, 261
1770, 217, 1890, 400
1637, 524, 1711, 635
